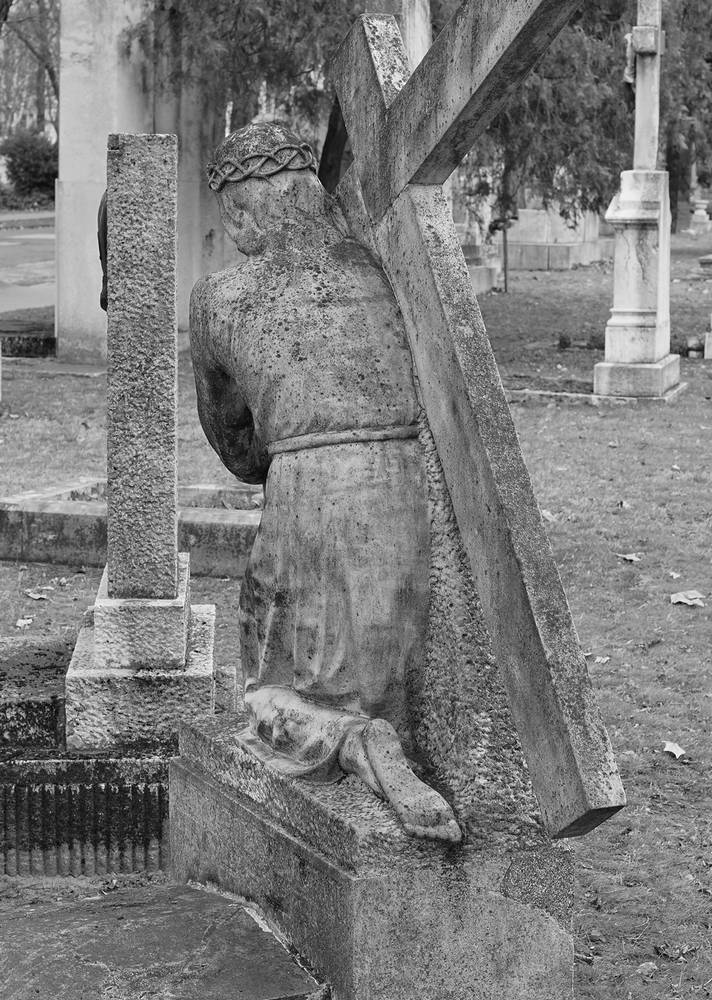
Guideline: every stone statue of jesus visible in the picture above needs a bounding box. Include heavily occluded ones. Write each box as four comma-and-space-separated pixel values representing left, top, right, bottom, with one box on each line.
190, 121, 460, 843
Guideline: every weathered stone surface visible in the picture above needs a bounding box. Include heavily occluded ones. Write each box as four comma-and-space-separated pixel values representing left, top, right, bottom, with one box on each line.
106, 132, 178, 600
92, 553, 191, 671
413, 419, 540, 835
0, 635, 73, 749
1, 882, 318, 999
171, 721, 575, 1000
333, 14, 625, 839
65, 605, 215, 750
332, 3, 584, 222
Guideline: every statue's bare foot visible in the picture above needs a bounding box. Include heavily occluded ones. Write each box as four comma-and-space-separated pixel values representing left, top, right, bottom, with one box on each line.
338, 726, 384, 798
361, 719, 462, 843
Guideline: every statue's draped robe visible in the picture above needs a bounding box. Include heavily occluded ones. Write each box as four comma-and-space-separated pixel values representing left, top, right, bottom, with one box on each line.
191, 235, 429, 778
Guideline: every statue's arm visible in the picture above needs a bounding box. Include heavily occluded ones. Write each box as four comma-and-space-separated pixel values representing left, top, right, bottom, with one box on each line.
189, 281, 270, 485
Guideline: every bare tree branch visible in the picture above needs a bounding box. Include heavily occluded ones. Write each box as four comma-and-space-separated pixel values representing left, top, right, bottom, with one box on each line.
5, 18, 58, 98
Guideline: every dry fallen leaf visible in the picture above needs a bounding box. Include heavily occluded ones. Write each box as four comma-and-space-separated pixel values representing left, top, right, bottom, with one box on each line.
616, 552, 643, 563
541, 509, 558, 523
668, 571, 682, 580
670, 590, 705, 607
15, 617, 33, 629
663, 741, 686, 759
594, 656, 611, 665
24, 589, 48, 601
636, 961, 658, 977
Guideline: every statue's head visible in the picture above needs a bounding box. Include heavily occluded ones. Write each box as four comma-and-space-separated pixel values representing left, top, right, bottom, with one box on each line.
208, 121, 323, 255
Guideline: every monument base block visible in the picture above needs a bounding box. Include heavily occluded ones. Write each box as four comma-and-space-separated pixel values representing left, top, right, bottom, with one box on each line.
170, 719, 575, 1000
593, 353, 680, 398
65, 606, 215, 750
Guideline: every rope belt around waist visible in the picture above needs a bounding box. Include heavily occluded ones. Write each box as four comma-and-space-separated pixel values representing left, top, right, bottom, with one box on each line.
268, 424, 419, 457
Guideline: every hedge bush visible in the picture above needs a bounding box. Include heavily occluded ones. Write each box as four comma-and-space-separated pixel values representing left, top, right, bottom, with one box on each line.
0, 130, 58, 198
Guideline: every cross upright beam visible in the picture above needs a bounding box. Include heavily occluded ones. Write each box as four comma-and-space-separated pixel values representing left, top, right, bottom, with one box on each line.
633, 0, 663, 170
332, 7, 625, 839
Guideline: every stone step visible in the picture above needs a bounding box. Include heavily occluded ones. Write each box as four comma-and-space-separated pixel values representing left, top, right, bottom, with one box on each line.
1, 753, 169, 876
0, 483, 261, 577
0, 320, 56, 357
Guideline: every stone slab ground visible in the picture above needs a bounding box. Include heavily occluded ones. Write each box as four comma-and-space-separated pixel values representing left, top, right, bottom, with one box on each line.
0, 873, 320, 999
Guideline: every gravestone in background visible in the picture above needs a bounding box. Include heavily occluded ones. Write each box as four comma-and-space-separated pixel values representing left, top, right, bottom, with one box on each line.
170, 4, 625, 998
65, 134, 216, 750
594, 0, 680, 399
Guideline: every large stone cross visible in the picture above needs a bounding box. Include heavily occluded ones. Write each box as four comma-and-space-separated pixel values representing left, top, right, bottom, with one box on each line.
332, 0, 626, 839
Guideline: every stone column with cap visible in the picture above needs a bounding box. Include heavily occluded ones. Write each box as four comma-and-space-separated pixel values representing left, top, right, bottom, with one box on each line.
65, 133, 215, 751
594, 0, 681, 399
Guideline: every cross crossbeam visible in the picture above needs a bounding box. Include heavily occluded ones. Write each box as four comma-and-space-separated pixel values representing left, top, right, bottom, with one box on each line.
332, 5, 625, 839
336, 0, 584, 223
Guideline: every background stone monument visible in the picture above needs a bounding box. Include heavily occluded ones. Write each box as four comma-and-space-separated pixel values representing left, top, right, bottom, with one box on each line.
55, 0, 227, 362
594, 0, 680, 399
65, 134, 215, 750
171, 3, 625, 998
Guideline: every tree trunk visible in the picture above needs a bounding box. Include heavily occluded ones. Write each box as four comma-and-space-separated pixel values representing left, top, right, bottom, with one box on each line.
35, 63, 45, 133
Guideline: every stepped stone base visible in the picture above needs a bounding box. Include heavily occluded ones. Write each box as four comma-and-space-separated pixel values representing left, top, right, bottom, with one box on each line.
65, 605, 215, 751
594, 353, 680, 398
170, 718, 575, 1000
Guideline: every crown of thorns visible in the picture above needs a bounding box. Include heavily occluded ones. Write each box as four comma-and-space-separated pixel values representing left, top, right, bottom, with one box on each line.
207, 142, 317, 192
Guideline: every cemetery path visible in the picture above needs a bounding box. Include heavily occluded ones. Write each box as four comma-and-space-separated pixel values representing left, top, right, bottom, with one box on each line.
1, 239, 712, 997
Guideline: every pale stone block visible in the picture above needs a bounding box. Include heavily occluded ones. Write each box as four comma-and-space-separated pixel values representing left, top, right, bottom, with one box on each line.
56, 0, 151, 363
171, 719, 575, 1000
705, 331, 712, 360
593, 353, 680, 397
106, 132, 179, 600
92, 552, 191, 671
55, 180, 107, 363
65, 605, 215, 751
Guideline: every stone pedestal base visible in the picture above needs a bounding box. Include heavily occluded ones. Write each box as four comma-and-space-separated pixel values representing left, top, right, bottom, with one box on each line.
599, 170, 676, 399
594, 353, 680, 398
65, 606, 215, 750
170, 719, 575, 1000
690, 201, 711, 234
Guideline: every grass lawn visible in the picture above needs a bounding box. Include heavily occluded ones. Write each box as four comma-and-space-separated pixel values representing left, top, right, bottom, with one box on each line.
1, 235, 712, 997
